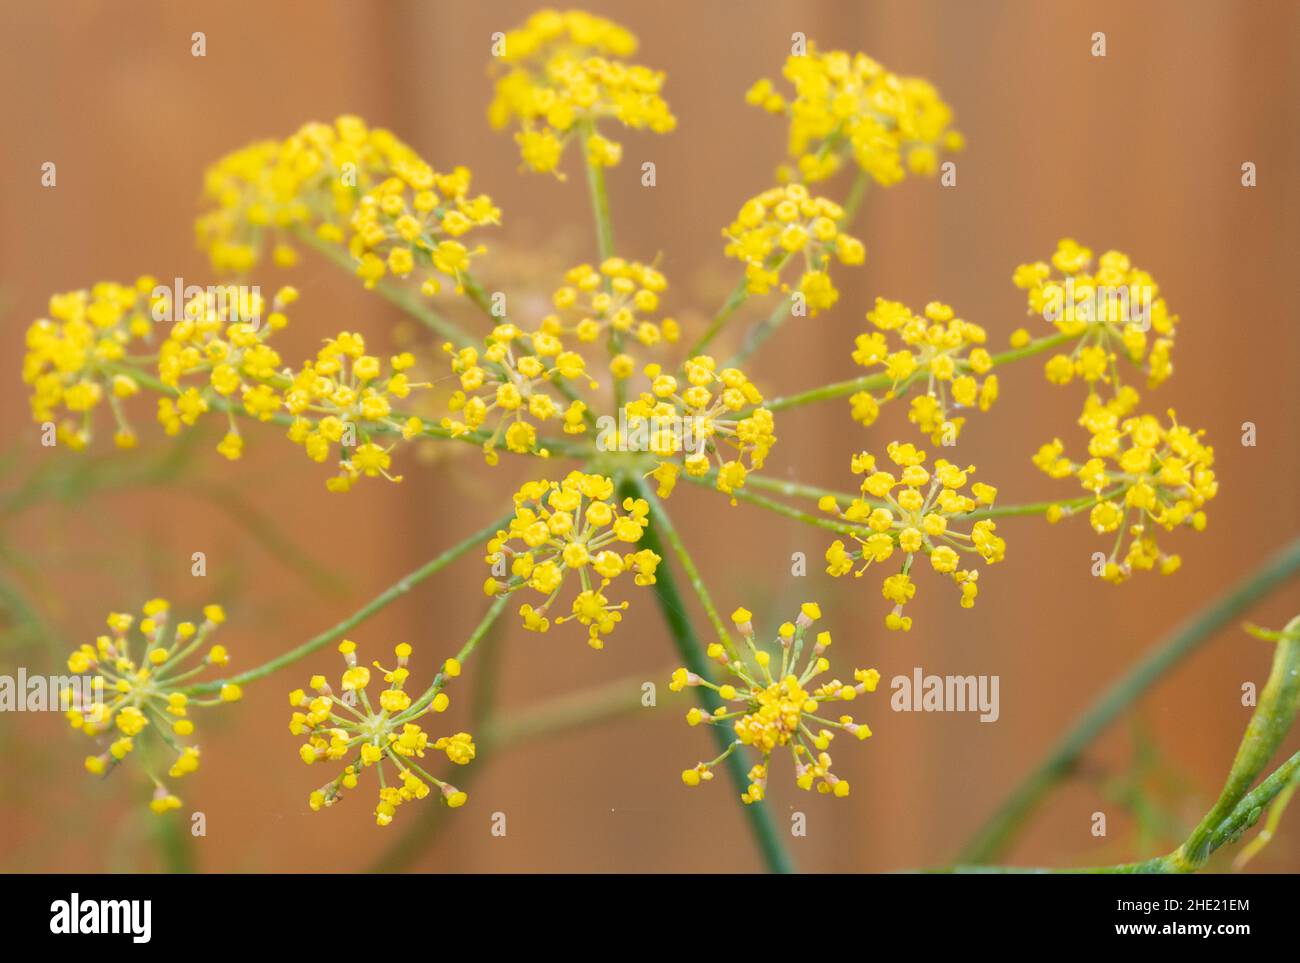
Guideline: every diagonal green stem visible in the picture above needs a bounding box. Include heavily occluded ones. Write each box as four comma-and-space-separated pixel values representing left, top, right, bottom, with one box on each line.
1170, 614, 1300, 869
292, 228, 476, 347
637, 483, 735, 654
681, 472, 866, 536
624, 479, 796, 874
579, 124, 616, 263
958, 534, 1300, 864
944, 623, 1300, 875
682, 470, 1096, 535
840, 168, 871, 223
726, 293, 795, 367
1205, 750, 1300, 860
688, 275, 751, 358
182, 512, 510, 694
767, 330, 1078, 412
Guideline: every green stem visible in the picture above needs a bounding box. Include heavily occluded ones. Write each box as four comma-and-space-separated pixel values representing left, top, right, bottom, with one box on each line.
625, 480, 796, 874
1206, 750, 1300, 860
944, 641, 1300, 875
965, 493, 1103, 521
399, 595, 509, 720
684, 470, 1092, 534
681, 473, 865, 536
577, 121, 624, 411
1171, 614, 1300, 869
579, 125, 616, 263
727, 293, 794, 367
151, 806, 196, 873
292, 228, 475, 347
688, 276, 751, 358
988, 330, 1078, 367
1233, 767, 1299, 868
182, 512, 510, 694
767, 330, 1078, 412
958, 535, 1300, 864
840, 168, 871, 223
637, 483, 735, 653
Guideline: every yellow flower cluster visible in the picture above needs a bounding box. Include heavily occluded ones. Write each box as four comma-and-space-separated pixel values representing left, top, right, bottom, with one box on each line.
483, 472, 661, 648
349, 165, 499, 295
23, 277, 167, 450
1013, 239, 1213, 579
723, 184, 865, 313
292, 641, 472, 826
623, 356, 777, 502
25, 281, 435, 491
283, 332, 429, 492
848, 297, 998, 443
822, 444, 1004, 631
746, 45, 963, 185
543, 258, 680, 369
674, 603, 878, 803
67, 599, 239, 814
155, 286, 292, 463
196, 115, 498, 292
1034, 405, 1217, 582
488, 9, 676, 175
441, 324, 592, 464
1012, 239, 1177, 404
197, 115, 418, 272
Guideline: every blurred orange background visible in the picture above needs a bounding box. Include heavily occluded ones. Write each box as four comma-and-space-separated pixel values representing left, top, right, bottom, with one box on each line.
1, 0, 1297, 872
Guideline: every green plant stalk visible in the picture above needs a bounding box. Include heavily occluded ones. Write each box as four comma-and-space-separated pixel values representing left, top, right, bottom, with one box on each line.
688, 275, 751, 358
767, 330, 1078, 412
1170, 614, 1300, 869
625, 480, 796, 874
1205, 750, 1300, 850
688, 252, 793, 359
727, 293, 794, 367
399, 595, 509, 719
958, 536, 1300, 864
182, 512, 510, 694
681, 473, 866, 536
469, 605, 509, 730
292, 228, 475, 347
637, 483, 735, 653
840, 168, 871, 223
943, 657, 1300, 875
575, 122, 624, 407
965, 492, 1112, 522
152, 807, 196, 873
1233, 768, 1299, 868
578, 124, 616, 264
